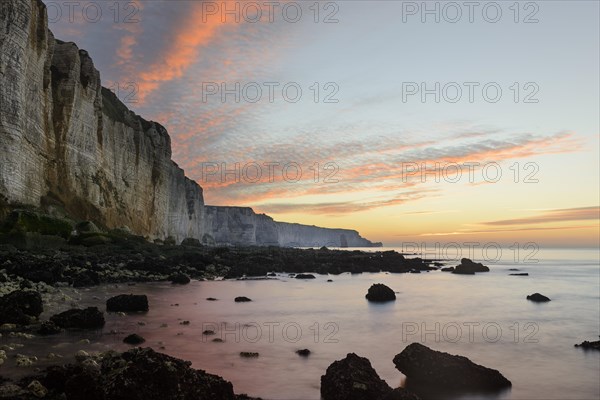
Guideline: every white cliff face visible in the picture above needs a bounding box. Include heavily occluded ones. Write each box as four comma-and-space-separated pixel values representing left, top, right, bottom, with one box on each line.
0, 0, 204, 242
0, 0, 379, 247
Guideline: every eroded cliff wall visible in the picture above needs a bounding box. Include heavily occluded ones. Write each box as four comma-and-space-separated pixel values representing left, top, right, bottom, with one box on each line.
0, 0, 379, 247
0, 0, 204, 242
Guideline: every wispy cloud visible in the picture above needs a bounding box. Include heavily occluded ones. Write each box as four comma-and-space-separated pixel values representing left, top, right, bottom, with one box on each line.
481, 206, 600, 226
255, 189, 436, 215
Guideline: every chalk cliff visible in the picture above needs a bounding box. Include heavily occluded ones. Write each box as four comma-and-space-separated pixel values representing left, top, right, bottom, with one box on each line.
0, 0, 380, 247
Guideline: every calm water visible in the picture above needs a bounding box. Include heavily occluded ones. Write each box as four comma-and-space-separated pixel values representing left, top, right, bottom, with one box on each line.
2, 247, 599, 399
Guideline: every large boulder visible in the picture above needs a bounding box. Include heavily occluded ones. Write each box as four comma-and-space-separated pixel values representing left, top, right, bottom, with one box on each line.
50, 307, 105, 329
106, 294, 149, 312
365, 283, 396, 302
452, 258, 489, 274
0, 290, 43, 325
527, 293, 551, 302
321, 353, 392, 400
393, 343, 511, 392
170, 273, 191, 284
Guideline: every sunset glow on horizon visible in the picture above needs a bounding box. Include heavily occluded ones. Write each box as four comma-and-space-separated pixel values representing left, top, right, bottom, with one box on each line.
44, 0, 599, 247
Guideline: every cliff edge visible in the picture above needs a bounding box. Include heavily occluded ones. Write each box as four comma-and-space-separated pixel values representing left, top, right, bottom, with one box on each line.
0, 0, 380, 248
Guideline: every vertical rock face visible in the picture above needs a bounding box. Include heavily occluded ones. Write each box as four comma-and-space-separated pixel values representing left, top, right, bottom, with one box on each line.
0, 0, 379, 247
0, 0, 203, 242
0, 0, 52, 206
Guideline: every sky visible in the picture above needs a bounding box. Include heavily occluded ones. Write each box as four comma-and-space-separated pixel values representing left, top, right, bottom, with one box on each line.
43, 0, 599, 248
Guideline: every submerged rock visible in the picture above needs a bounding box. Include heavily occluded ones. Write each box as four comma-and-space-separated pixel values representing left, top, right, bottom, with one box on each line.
527, 293, 551, 302
320, 353, 392, 400
365, 284, 396, 302
37, 320, 63, 335
0, 290, 43, 325
234, 296, 252, 302
393, 343, 511, 392
295, 274, 316, 279
575, 338, 600, 350
441, 267, 454, 272
510, 273, 529, 276
452, 258, 489, 274
106, 294, 149, 312
240, 352, 259, 358
123, 334, 146, 345
296, 349, 311, 357
50, 307, 105, 329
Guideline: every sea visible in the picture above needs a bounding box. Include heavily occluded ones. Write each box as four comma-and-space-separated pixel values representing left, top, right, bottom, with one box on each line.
1, 247, 599, 399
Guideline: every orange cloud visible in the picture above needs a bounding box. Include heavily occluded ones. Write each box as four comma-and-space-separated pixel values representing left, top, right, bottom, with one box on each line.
136, 1, 240, 103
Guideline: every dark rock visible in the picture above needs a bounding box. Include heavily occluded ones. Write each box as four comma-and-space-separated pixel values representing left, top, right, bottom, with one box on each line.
50, 307, 105, 329
164, 236, 177, 246
72, 270, 100, 287
123, 334, 146, 345
212, 338, 224, 343
295, 273, 316, 279
327, 279, 333, 282
320, 353, 392, 400
170, 273, 191, 284
75, 221, 101, 234
510, 273, 529, 276
365, 283, 396, 302
106, 294, 149, 312
509, 268, 520, 271
382, 388, 421, 400
575, 338, 600, 350
37, 320, 63, 335
393, 343, 511, 392
101, 348, 236, 399
240, 352, 259, 358
296, 349, 311, 357
206, 297, 218, 301
0, 290, 43, 325
181, 238, 202, 247
452, 258, 490, 274
527, 293, 551, 302
235, 296, 252, 302
203, 330, 216, 335
441, 267, 454, 272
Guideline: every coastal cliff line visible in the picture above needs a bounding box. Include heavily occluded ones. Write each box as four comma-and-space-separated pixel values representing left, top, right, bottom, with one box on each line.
0, 0, 380, 247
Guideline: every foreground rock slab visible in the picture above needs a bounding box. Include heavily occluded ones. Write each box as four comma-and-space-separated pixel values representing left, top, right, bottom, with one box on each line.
30, 347, 238, 399
393, 343, 511, 392
321, 353, 393, 400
